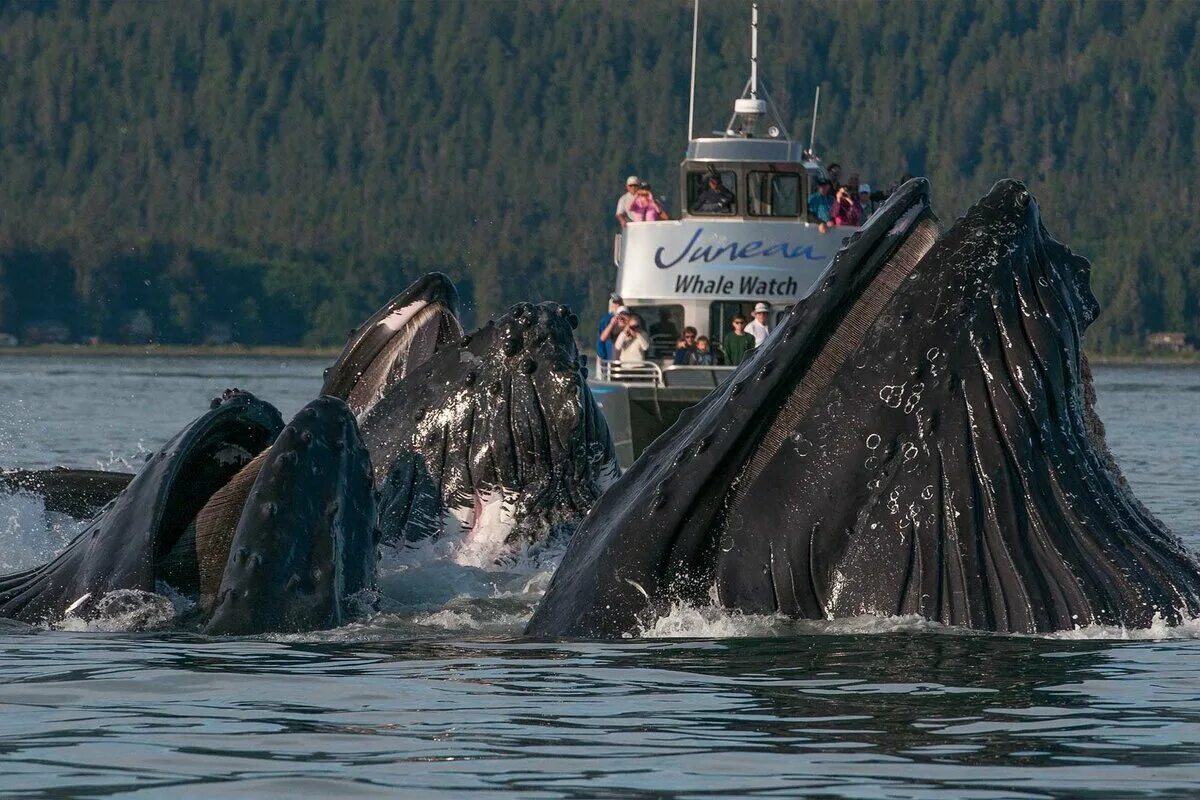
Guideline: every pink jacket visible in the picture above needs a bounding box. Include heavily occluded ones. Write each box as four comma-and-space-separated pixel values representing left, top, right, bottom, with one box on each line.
832, 198, 862, 227
630, 195, 665, 222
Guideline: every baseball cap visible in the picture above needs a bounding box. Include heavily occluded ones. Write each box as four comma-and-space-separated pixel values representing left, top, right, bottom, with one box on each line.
626, 175, 641, 186
753, 302, 770, 313
609, 294, 623, 304
616, 306, 631, 315
858, 183, 872, 194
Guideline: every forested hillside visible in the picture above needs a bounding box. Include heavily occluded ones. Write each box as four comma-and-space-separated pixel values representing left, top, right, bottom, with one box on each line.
0, 1, 1196, 350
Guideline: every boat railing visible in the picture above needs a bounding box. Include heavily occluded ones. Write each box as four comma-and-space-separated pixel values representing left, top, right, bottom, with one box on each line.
595, 360, 735, 389
660, 364, 735, 388
596, 359, 663, 386
613, 233, 622, 267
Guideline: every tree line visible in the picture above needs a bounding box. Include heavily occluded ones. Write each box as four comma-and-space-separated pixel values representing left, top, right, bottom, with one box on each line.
0, 1, 1196, 351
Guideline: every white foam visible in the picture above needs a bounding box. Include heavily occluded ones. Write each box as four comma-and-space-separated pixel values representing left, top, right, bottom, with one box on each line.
637, 602, 1200, 641
55, 589, 178, 632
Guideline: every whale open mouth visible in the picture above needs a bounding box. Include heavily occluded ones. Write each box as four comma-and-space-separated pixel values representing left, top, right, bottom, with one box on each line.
527, 177, 1200, 638
0, 391, 284, 625
322, 273, 463, 419
344, 299, 463, 420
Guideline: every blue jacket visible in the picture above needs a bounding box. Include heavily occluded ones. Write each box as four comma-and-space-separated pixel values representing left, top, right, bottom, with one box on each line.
808, 192, 834, 222
596, 312, 615, 360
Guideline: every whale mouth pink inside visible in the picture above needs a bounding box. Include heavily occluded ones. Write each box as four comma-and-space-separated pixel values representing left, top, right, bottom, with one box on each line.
346, 300, 462, 420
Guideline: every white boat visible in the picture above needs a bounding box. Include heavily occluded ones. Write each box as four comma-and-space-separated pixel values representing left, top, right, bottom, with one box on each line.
591, 2, 862, 467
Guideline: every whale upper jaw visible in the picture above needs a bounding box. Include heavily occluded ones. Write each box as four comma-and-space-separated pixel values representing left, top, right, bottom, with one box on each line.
322, 272, 464, 419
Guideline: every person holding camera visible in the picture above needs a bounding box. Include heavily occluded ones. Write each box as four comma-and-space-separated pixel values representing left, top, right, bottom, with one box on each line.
614, 309, 651, 363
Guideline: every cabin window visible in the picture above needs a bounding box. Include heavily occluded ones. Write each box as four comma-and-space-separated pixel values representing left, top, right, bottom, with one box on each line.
687, 170, 737, 216
709, 300, 758, 349
748, 171, 800, 217
630, 304, 684, 357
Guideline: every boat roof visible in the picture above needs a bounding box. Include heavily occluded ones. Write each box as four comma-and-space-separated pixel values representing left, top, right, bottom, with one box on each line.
685, 136, 808, 164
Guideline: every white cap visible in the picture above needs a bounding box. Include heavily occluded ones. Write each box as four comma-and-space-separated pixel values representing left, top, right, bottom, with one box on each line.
858, 183, 872, 194
625, 175, 641, 186
617, 305, 631, 315
753, 302, 770, 313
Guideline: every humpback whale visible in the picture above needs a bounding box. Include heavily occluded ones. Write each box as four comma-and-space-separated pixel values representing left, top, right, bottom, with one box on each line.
527, 178, 1200, 637
0, 276, 618, 630
0, 390, 376, 633
366, 301, 620, 563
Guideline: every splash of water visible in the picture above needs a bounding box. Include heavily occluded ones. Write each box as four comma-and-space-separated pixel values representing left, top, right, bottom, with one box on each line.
0, 491, 88, 572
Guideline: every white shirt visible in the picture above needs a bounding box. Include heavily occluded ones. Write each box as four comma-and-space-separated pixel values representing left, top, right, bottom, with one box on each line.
745, 319, 770, 347
615, 191, 637, 221
614, 329, 651, 363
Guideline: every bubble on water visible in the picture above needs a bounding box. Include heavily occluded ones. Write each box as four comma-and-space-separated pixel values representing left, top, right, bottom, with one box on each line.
866, 434, 881, 450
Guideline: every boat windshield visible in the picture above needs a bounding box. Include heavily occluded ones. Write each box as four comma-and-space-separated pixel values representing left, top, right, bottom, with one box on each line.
748, 171, 802, 217
687, 170, 737, 215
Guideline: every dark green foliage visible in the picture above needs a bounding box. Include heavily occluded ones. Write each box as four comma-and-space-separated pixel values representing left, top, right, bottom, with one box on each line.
0, 1, 1196, 350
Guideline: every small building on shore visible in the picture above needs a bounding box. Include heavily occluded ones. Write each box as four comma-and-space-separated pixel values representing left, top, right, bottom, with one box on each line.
1146, 331, 1193, 353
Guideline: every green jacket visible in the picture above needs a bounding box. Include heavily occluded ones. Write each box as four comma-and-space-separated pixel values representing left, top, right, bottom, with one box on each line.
722, 332, 756, 365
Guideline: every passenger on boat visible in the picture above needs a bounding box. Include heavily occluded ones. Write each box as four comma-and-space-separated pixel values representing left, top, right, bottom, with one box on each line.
614, 312, 652, 363
629, 184, 669, 222
615, 176, 641, 228
746, 303, 771, 347
808, 179, 834, 230
596, 294, 624, 360
723, 316, 756, 366
858, 184, 876, 221
692, 175, 735, 214
689, 336, 718, 366
832, 186, 862, 227
673, 327, 698, 365
672, 337, 690, 365
827, 162, 842, 189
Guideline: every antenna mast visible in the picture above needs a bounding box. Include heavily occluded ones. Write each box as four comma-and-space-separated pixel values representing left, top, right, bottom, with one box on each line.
750, 2, 758, 99
808, 87, 821, 154
688, 0, 699, 141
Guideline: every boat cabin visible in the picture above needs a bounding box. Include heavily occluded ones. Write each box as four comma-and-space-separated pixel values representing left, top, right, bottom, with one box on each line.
611, 99, 853, 363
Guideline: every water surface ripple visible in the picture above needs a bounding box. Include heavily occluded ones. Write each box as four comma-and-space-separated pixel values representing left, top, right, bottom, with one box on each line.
1, 357, 1198, 798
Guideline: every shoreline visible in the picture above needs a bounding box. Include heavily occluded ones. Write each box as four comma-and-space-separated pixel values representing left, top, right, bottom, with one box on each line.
0, 345, 1196, 366
0, 344, 340, 358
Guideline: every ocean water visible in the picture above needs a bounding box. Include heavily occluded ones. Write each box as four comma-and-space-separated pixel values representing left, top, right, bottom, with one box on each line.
1, 355, 1199, 798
